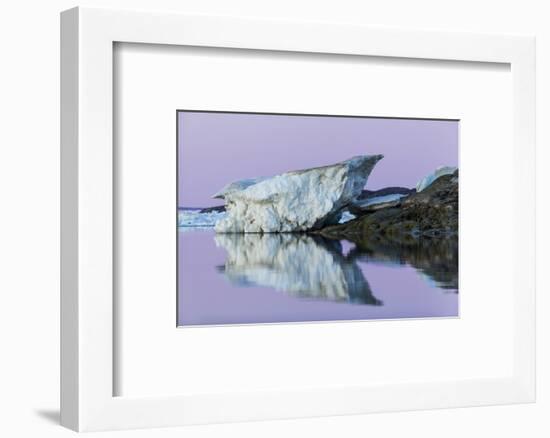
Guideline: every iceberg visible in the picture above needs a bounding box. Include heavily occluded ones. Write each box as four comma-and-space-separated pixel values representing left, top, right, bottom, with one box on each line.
214, 155, 384, 233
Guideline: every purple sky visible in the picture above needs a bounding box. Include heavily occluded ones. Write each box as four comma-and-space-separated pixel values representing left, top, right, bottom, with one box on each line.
178, 111, 458, 208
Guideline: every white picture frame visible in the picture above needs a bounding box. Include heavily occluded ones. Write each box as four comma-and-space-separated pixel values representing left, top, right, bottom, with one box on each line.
60, 6, 536, 432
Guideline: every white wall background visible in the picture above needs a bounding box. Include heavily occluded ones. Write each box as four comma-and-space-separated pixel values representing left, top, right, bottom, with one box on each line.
0, 1, 547, 437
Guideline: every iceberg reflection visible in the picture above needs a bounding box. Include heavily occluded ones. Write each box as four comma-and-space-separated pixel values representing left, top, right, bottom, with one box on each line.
215, 233, 383, 305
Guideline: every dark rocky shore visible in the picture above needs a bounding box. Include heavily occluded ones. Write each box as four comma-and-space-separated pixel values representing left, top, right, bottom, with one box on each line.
318, 170, 458, 239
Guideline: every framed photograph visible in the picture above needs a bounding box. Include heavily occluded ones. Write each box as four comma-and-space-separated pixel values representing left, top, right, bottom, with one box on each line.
61, 7, 536, 432
176, 110, 459, 326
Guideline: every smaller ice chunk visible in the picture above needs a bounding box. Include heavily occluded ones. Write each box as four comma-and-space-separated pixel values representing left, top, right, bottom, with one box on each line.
416, 166, 458, 192
178, 209, 227, 229
361, 193, 407, 207
338, 210, 356, 224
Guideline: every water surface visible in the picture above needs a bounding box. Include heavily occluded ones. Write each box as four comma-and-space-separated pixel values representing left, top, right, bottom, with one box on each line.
177, 230, 458, 326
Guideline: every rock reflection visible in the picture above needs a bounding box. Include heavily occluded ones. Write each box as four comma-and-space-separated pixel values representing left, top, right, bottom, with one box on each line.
340, 234, 458, 291
215, 234, 383, 305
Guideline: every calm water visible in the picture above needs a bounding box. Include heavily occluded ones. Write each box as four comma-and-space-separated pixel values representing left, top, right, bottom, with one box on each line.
177, 230, 458, 326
